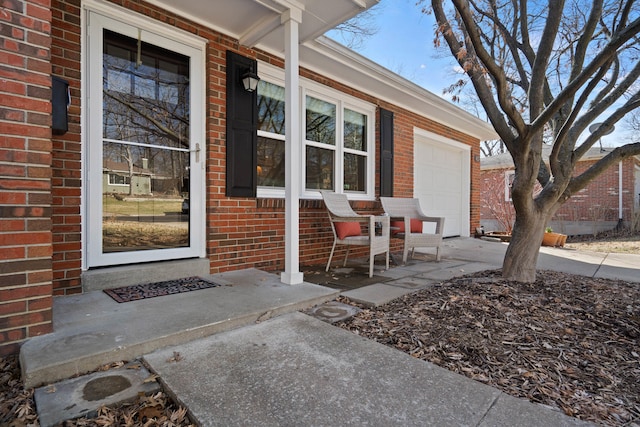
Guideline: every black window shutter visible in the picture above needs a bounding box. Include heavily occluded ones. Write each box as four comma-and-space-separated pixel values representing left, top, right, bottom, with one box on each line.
226, 51, 258, 197
380, 108, 394, 197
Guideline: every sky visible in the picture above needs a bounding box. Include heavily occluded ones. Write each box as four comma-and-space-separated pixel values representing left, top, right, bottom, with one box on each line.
326, 0, 632, 148
327, 0, 464, 105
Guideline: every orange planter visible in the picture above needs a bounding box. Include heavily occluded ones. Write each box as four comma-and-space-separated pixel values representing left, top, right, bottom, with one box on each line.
542, 232, 566, 247
557, 234, 567, 247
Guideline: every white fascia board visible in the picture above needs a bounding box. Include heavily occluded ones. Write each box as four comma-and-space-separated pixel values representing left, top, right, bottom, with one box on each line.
480, 146, 618, 170
300, 36, 499, 141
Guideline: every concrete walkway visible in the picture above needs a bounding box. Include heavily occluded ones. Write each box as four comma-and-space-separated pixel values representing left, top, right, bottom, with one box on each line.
145, 312, 589, 426
26, 237, 639, 426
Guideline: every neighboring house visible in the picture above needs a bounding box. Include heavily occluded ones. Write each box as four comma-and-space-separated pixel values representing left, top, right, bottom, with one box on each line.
103, 160, 153, 195
0, 0, 497, 355
480, 146, 640, 235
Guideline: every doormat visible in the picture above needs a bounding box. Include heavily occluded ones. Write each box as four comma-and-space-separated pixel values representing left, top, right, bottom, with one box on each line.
104, 276, 222, 303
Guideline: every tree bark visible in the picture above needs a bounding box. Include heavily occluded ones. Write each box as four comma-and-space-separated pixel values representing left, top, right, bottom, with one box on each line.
502, 212, 548, 283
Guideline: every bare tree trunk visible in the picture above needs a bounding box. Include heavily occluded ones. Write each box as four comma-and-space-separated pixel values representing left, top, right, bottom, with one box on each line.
502, 211, 548, 282
124, 145, 134, 196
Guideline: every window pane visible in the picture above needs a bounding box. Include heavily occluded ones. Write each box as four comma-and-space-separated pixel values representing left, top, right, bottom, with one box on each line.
306, 96, 336, 145
344, 109, 366, 151
344, 153, 366, 192
257, 81, 285, 135
108, 173, 130, 185
257, 136, 285, 187
306, 146, 334, 190
103, 30, 190, 150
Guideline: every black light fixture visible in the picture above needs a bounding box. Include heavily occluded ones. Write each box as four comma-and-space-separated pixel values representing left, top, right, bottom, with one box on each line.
242, 67, 260, 92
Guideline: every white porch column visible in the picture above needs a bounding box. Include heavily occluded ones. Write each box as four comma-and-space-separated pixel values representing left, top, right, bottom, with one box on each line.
280, 7, 304, 285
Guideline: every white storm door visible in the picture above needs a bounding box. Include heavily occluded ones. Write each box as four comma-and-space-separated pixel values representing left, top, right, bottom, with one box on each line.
86, 10, 205, 268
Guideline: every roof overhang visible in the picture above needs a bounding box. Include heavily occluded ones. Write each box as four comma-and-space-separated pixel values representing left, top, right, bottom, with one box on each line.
144, 0, 378, 50
143, 0, 497, 142
480, 146, 637, 170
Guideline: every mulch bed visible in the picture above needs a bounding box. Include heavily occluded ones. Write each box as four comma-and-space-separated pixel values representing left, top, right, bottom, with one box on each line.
337, 269, 640, 426
4, 267, 639, 425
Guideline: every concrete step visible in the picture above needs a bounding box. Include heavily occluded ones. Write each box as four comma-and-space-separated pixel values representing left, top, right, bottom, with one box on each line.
20, 269, 338, 388
82, 258, 210, 292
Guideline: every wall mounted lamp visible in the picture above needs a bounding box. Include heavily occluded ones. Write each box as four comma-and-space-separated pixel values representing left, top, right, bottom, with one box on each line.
242, 68, 260, 92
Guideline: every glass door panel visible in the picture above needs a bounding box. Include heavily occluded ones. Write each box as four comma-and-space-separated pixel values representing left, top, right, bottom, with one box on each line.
102, 29, 190, 254
102, 142, 190, 252
86, 11, 204, 268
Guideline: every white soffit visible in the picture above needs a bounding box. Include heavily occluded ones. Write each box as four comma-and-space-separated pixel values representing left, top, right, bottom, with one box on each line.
144, 0, 378, 49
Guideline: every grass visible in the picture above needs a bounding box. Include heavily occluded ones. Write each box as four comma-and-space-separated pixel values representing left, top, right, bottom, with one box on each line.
102, 195, 182, 216
103, 221, 188, 250
565, 230, 640, 254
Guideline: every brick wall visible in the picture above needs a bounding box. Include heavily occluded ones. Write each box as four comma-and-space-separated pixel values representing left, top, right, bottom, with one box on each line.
50, 0, 82, 295
0, 0, 53, 355
480, 157, 639, 233
554, 158, 637, 223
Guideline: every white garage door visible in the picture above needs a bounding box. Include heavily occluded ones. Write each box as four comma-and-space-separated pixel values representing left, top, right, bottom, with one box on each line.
414, 131, 470, 237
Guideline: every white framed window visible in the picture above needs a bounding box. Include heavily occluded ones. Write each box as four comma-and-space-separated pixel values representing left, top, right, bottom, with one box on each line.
256, 63, 375, 200
505, 169, 543, 200
257, 79, 286, 191
108, 173, 130, 186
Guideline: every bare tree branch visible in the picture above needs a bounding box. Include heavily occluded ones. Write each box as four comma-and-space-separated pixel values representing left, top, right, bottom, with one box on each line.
451, 0, 528, 136
569, 141, 640, 193
530, 17, 640, 133
427, 0, 640, 282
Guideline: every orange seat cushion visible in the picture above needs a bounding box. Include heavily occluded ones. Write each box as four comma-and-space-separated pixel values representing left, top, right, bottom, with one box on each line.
334, 222, 361, 239
391, 219, 423, 234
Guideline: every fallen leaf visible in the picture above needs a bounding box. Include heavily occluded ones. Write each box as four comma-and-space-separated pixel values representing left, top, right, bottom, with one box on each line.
143, 374, 159, 383
139, 405, 163, 422
167, 351, 183, 363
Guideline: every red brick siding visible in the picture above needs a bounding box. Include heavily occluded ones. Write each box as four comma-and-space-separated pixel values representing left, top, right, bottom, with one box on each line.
50, 0, 82, 295
481, 157, 639, 230
555, 158, 638, 222
45, 0, 480, 288
0, 0, 53, 355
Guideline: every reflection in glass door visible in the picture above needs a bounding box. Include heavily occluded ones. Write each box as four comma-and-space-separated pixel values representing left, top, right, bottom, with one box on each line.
102, 30, 190, 253
87, 11, 204, 267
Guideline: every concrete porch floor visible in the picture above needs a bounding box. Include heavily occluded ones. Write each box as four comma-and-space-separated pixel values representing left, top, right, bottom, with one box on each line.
21, 236, 640, 390
21, 238, 498, 389
20, 268, 339, 389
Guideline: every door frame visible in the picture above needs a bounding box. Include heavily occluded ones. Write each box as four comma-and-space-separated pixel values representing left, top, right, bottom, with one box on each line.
82, 1, 207, 269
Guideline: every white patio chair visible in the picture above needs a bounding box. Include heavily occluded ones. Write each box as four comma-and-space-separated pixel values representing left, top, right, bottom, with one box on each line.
320, 191, 390, 278
380, 197, 445, 264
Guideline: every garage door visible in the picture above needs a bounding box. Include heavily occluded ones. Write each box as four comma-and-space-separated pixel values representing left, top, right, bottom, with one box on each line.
414, 131, 470, 237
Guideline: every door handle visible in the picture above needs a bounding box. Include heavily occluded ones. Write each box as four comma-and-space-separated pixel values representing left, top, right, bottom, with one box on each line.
192, 143, 200, 163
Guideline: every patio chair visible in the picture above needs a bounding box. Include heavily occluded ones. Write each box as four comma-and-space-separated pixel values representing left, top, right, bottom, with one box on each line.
380, 197, 445, 264
320, 191, 390, 278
